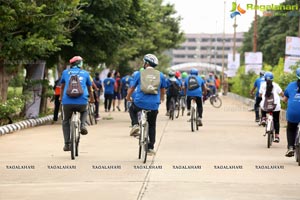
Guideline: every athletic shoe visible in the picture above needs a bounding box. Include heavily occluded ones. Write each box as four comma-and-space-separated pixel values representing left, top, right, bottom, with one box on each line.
130, 124, 140, 136
197, 118, 203, 126
285, 147, 295, 157
80, 126, 88, 135
255, 118, 260, 122
147, 149, 156, 156
260, 118, 266, 126
187, 111, 191, 116
116, 106, 121, 111
63, 144, 71, 151
274, 137, 280, 143
165, 111, 169, 116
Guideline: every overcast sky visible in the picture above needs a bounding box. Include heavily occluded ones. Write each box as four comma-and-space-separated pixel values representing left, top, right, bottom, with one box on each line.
164, 0, 285, 34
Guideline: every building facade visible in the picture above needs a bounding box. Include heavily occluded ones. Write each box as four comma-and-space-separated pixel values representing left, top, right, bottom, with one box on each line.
170, 32, 244, 67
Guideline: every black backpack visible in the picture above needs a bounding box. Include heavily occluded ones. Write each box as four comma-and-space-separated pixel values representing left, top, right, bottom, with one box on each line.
263, 93, 276, 112
66, 70, 84, 98
169, 81, 180, 96
188, 76, 200, 90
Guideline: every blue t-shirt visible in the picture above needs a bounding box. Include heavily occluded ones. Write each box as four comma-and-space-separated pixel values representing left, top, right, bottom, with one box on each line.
103, 78, 115, 95
60, 67, 92, 105
131, 70, 167, 110
121, 75, 133, 95
284, 81, 300, 123
166, 78, 182, 96
184, 75, 205, 97
254, 77, 265, 97
93, 78, 102, 89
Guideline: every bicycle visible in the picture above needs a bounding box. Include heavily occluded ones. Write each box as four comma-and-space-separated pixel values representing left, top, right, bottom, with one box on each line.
179, 96, 186, 117
70, 111, 81, 160
208, 94, 222, 108
87, 102, 97, 125
138, 110, 150, 163
294, 123, 300, 166
168, 97, 177, 120
263, 112, 274, 148
190, 98, 199, 132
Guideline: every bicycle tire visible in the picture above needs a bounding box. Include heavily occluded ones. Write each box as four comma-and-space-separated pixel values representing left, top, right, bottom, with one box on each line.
70, 121, 76, 160
138, 123, 142, 159
88, 105, 94, 126
75, 121, 80, 157
211, 96, 222, 108
267, 131, 271, 148
196, 108, 199, 131
191, 107, 195, 132
295, 145, 300, 164
169, 98, 175, 120
142, 122, 149, 163
175, 100, 180, 119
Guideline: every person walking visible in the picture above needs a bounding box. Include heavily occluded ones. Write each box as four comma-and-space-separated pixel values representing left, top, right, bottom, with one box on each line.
103, 72, 115, 112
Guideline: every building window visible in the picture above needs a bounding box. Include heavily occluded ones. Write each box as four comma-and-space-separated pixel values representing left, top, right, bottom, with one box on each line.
187, 55, 195, 58
188, 38, 196, 42
201, 46, 208, 50
201, 38, 209, 42
176, 46, 186, 50
187, 46, 197, 50
174, 54, 186, 58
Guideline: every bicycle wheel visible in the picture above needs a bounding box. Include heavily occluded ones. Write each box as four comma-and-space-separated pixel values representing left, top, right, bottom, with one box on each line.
196, 108, 199, 131
70, 121, 76, 160
169, 98, 175, 120
191, 107, 196, 132
75, 121, 80, 157
90, 104, 97, 125
295, 144, 300, 165
138, 123, 142, 159
88, 105, 94, 125
210, 96, 222, 108
141, 122, 149, 163
175, 104, 180, 119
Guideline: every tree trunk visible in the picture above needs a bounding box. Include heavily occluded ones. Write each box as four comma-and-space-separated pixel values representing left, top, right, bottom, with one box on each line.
39, 65, 48, 114
22, 60, 46, 119
0, 59, 11, 103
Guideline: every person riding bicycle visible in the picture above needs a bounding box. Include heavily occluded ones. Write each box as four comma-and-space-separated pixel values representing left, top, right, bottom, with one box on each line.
259, 71, 284, 143
126, 54, 166, 156
206, 72, 216, 96
185, 68, 206, 126
59, 56, 94, 151
283, 68, 300, 157
121, 73, 133, 112
166, 70, 182, 116
250, 71, 265, 122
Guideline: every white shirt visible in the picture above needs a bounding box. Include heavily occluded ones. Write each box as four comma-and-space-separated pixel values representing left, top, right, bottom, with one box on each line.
259, 81, 282, 111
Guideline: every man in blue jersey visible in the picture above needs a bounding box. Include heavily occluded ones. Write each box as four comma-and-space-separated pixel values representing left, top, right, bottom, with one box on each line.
60, 56, 94, 151
250, 71, 265, 122
126, 54, 166, 156
185, 68, 206, 126
121, 73, 133, 112
103, 72, 115, 112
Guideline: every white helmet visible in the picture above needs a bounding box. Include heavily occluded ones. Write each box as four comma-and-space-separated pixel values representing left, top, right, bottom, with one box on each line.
143, 54, 158, 67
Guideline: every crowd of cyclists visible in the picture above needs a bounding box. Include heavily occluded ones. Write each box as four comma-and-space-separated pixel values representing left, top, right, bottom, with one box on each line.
250, 69, 300, 157
53, 54, 300, 159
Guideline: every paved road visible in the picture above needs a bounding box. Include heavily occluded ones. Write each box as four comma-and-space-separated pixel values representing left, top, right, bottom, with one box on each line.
0, 96, 299, 200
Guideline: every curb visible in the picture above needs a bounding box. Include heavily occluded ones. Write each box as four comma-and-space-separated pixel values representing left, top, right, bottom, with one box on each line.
0, 115, 54, 136
227, 92, 287, 122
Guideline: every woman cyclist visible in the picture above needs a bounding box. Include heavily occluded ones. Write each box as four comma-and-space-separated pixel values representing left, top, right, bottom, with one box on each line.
259, 71, 284, 143
283, 68, 300, 157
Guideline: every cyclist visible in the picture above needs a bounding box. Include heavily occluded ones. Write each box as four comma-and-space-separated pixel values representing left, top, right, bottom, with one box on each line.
206, 72, 216, 96
126, 54, 166, 155
166, 70, 181, 116
121, 73, 133, 112
283, 68, 300, 157
250, 71, 265, 122
185, 68, 206, 126
103, 72, 115, 112
113, 71, 122, 111
259, 71, 284, 143
93, 72, 103, 120
59, 56, 94, 151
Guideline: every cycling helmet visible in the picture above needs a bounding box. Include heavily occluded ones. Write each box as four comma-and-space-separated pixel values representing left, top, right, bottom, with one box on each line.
296, 68, 300, 79
168, 70, 175, 77
175, 71, 181, 78
181, 72, 188, 79
264, 71, 274, 81
259, 71, 265, 77
69, 56, 83, 66
190, 68, 198, 76
143, 54, 158, 67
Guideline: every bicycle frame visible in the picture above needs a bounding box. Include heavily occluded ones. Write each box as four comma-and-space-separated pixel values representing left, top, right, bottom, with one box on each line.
266, 112, 273, 133
70, 111, 80, 160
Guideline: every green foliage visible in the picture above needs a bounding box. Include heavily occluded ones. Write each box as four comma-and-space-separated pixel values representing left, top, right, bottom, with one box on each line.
0, 97, 24, 119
